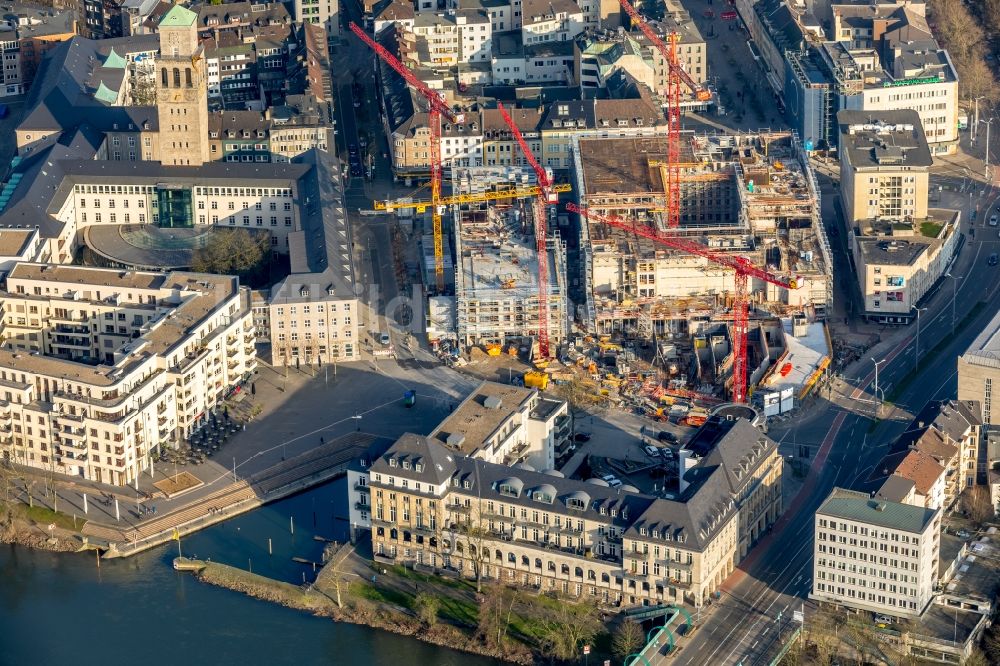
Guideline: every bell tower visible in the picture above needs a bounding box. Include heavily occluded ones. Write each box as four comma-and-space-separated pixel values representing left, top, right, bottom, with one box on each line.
156, 5, 209, 166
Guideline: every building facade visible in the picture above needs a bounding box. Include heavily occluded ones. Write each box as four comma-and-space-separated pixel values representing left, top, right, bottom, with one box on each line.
353, 411, 782, 608
811, 488, 940, 619
0, 264, 255, 485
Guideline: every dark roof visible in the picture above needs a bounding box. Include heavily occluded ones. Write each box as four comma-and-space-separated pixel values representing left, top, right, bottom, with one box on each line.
875, 474, 916, 503
270, 143, 356, 301
856, 237, 931, 267
838, 109, 932, 170
370, 433, 460, 486
19, 35, 160, 135
0, 124, 106, 237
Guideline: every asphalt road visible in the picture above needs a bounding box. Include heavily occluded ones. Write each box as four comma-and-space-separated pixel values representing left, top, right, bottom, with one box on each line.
671, 183, 1000, 665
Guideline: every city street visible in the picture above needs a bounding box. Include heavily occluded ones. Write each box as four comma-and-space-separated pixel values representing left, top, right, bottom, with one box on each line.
671, 183, 1000, 664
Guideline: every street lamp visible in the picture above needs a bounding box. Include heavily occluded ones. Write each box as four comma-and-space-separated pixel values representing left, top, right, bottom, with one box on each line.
944, 273, 963, 333
871, 357, 887, 412
981, 117, 994, 181
912, 306, 928, 373
974, 96, 988, 139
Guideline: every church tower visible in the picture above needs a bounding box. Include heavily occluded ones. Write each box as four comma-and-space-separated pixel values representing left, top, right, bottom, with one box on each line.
156, 5, 209, 166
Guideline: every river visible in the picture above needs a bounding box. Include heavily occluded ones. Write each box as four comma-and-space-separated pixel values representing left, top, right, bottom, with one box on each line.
0, 479, 497, 666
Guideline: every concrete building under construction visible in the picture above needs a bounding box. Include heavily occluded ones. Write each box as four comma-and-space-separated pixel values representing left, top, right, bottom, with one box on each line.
451, 167, 569, 351
571, 131, 833, 338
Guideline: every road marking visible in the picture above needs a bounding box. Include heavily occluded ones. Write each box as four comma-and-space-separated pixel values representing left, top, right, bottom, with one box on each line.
700, 536, 813, 664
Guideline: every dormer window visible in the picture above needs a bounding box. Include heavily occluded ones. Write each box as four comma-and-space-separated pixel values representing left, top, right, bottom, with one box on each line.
499, 483, 520, 498
414, 463, 423, 473
463, 480, 472, 489
610, 509, 617, 517
389, 458, 397, 467
639, 527, 646, 536
402, 461, 411, 470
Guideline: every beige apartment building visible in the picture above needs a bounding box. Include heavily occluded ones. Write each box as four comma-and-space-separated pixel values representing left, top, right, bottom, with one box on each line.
0, 264, 255, 485
838, 110, 931, 225
811, 488, 940, 619
959, 309, 1000, 427
358, 411, 781, 608
839, 110, 960, 323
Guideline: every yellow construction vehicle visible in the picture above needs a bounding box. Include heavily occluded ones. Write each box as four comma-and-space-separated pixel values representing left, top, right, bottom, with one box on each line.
484, 342, 502, 356
523, 371, 549, 390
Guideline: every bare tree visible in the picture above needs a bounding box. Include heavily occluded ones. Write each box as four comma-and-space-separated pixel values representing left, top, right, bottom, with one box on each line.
612, 618, 645, 660
477, 584, 518, 649
537, 597, 602, 661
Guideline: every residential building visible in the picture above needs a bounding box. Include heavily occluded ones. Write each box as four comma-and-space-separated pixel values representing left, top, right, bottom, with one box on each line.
80, 0, 125, 39
838, 110, 958, 323
811, 487, 940, 619
429, 381, 570, 470
521, 0, 584, 45
354, 410, 781, 607
838, 110, 931, 225
410, 9, 493, 66
879, 449, 947, 511
5, 4, 78, 96
207, 98, 329, 163
491, 30, 574, 84
959, 312, 1000, 427
0, 228, 48, 270
0, 264, 256, 485
120, 0, 161, 37
293, 0, 339, 35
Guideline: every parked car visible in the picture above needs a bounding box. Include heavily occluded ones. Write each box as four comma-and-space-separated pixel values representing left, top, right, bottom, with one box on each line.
600, 474, 616, 483
644, 445, 660, 457
990, 213, 998, 226
378, 332, 391, 346
874, 614, 893, 627
657, 430, 678, 443
574, 432, 591, 442
608, 478, 623, 488
989, 253, 998, 267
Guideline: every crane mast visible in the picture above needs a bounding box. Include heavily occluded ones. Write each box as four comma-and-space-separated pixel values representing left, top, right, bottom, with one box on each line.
567, 204, 798, 404
496, 102, 555, 361
351, 22, 460, 293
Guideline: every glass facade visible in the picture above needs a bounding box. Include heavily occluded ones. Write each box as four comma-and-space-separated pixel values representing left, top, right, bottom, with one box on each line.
156, 187, 193, 228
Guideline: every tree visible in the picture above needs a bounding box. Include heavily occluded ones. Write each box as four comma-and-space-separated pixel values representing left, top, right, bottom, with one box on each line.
612, 619, 645, 660
984, 0, 1000, 36
537, 598, 602, 661
983, 621, 1000, 664
477, 584, 517, 649
414, 592, 440, 627
956, 56, 999, 104
964, 649, 991, 666
190, 229, 270, 283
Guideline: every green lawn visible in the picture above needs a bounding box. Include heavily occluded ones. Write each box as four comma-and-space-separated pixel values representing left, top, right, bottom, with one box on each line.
920, 221, 943, 238
10, 503, 85, 531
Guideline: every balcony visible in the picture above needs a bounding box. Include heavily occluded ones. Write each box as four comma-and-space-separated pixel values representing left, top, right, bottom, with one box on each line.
354, 502, 370, 511
353, 482, 370, 492
54, 324, 90, 336
227, 359, 239, 369
244, 346, 255, 356
51, 337, 90, 349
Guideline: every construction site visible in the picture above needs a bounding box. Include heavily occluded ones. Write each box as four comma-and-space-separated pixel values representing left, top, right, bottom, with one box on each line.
568, 130, 833, 405
420, 166, 570, 359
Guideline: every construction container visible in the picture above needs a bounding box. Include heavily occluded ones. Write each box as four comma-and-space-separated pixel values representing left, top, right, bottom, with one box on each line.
523, 371, 549, 390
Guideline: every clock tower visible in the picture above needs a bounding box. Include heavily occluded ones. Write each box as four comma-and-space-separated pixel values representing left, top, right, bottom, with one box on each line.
156, 4, 209, 166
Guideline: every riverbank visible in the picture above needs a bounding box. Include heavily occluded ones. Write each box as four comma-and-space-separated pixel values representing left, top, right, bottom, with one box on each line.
0, 502, 83, 552
192, 559, 539, 664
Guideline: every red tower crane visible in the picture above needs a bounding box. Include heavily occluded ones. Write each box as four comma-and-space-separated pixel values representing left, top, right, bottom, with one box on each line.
567, 203, 799, 404
618, 0, 711, 230
496, 102, 556, 361
350, 22, 462, 293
